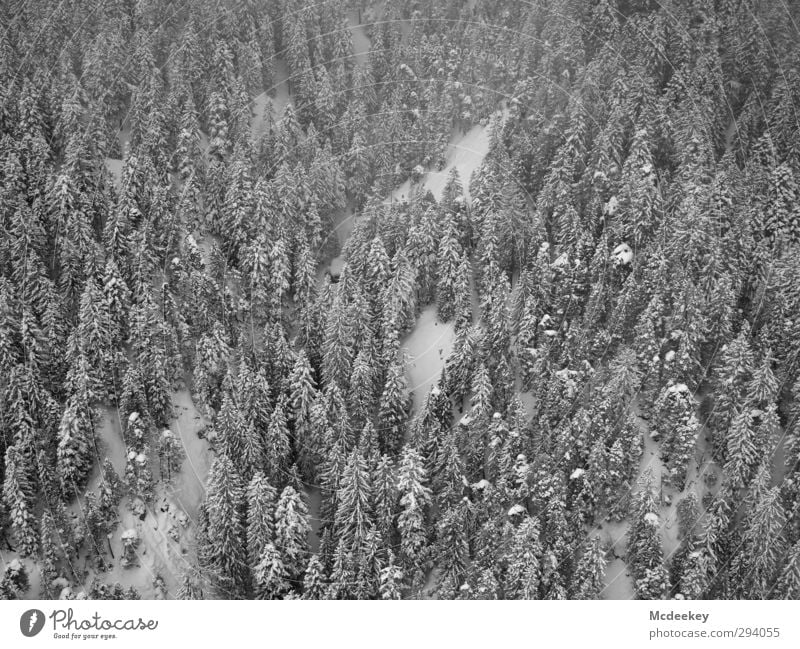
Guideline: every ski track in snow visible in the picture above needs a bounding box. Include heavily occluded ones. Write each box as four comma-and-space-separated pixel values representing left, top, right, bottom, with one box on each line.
93, 389, 209, 599
2, 391, 211, 599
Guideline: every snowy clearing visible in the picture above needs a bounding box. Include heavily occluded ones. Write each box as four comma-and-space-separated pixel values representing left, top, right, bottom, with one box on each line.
401, 305, 456, 414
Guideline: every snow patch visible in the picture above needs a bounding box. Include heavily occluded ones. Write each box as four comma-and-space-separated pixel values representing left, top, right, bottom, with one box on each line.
388, 108, 507, 203
667, 383, 689, 394
612, 243, 634, 266
644, 512, 659, 526
401, 306, 455, 414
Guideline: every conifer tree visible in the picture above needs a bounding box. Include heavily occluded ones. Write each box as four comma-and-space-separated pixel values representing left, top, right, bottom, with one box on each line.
627, 474, 669, 600
254, 543, 290, 600
274, 485, 311, 582
289, 350, 319, 480
264, 397, 292, 488
3, 446, 38, 557
378, 362, 409, 455
396, 447, 431, 575
56, 395, 95, 496
504, 516, 543, 600
205, 454, 248, 597
246, 472, 277, 570
571, 536, 607, 599
335, 449, 373, 557
379, 550, 403, 600
302, 555, 327, 600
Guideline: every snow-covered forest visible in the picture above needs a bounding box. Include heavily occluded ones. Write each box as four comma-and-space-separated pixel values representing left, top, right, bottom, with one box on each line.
1, 0, 800, 601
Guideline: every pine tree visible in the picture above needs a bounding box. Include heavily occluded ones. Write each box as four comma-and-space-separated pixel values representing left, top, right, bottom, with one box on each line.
302, 555, 327, 600
349, 345, 378, 428
246, 472, 277, 570
322, 289, 354, 391
571, 535, 607, 599
731, 485, 786, 599
626, 474, 669, 599
3, 446, 38, 557
372, 547, 401, 600
504, 516, 543, 600
652, 383, 698, 489
436, 212, 465, 322
435, 499, 471, 589
123, 414, 154, 504
327, 538, 356, 599
39, 509, 61, 597
103, 258, 131, 348
378, 361, 409, 455
56, 394, 95, 496
158, 429, 183, 482
373, 454, 397, 541
98, 458, 124, 527
711, 327, 754, 460
0, 559, 29, 599
214, 393, 245, 469
205, 454, 248, 597
724, 408, 759, 491
774, 541, 800, 599
75, 276, 113, 400
289, 350, 319, 481
264, 396, 292, 488
254, 543, 290, 599
335, 449, 373, 557
396, 446, 431, 574
274, 485, 311, 582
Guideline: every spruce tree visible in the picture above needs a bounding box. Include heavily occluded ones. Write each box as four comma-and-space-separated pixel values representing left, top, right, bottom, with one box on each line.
626, 474, 669, 600
205, 454, 248, 597
274, 485, 311, 582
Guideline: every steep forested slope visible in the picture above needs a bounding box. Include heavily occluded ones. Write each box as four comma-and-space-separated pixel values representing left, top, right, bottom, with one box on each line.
1, 0, 800, 601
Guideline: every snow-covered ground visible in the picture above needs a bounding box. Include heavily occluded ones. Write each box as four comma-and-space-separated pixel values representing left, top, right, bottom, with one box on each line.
0, 389, 211, 599
251, 59, 292, 137
386, 117, 501, 414
305, 486, 323, 554
400, 306, 456, 414
389, 112, 504, 204
318, 12, 372, 280
599, 395, 720, 599
347, 10, 372, 68
11, 9, 508, 598
96, 407, 128, 478
167, 389, 211, 520
104, 157, 123, 189
602, 554, 634, 599
91, 389, 209, 599
600, 407, 664, 599
103, 125, 131, 188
